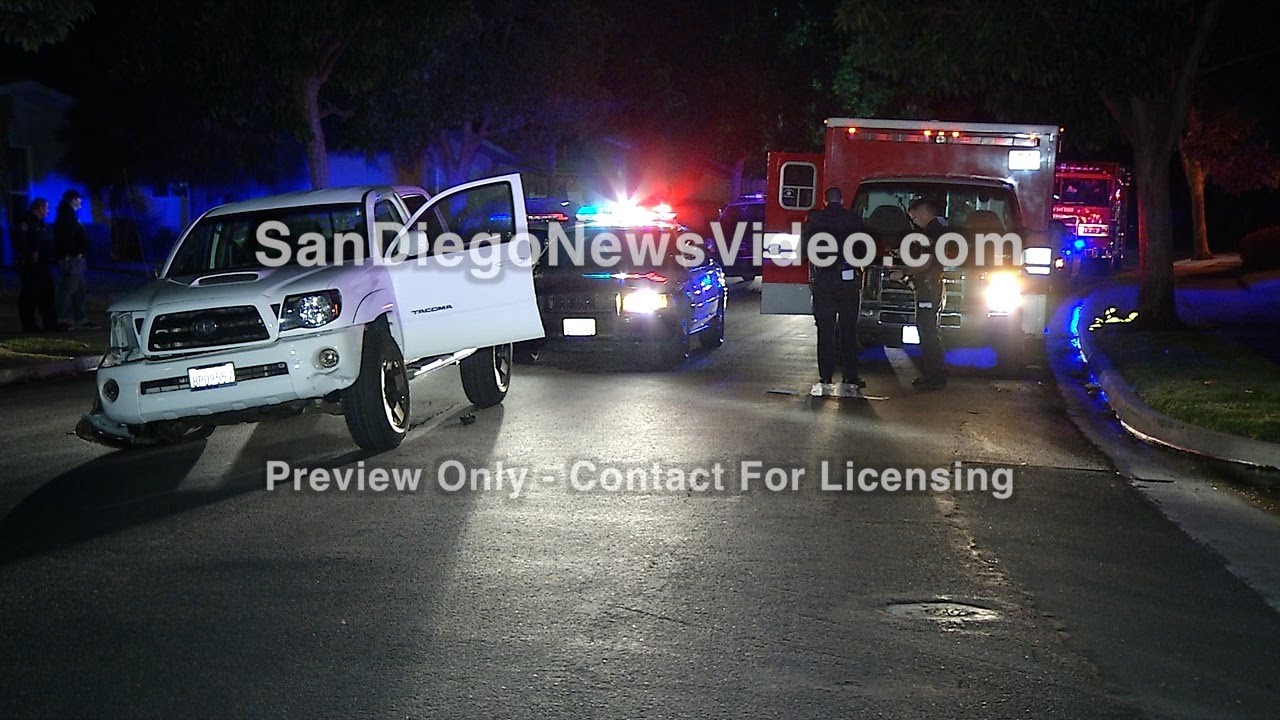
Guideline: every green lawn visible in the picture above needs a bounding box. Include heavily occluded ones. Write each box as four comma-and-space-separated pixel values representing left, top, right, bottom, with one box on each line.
1093, 328, 1280, 444
0, 336, 105, 368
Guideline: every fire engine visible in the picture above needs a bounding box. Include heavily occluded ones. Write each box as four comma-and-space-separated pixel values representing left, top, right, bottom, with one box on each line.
760, 118, 1059, 367
1052, 161, 1131, 274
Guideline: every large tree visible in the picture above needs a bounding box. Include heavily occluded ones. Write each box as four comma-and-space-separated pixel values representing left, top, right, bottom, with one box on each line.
836, 0, 1223, 329
339, 0, 611, 189
1179, 104, 1280, 260
102, 0, 463, 190
0, 0, 92, 51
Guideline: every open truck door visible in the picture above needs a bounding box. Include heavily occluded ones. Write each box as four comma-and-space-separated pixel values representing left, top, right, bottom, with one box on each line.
761, 152, 823, 315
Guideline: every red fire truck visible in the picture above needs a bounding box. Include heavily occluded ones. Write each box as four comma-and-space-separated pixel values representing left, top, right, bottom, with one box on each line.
760, 118, 1059, 366
1052, 161, 1130, 274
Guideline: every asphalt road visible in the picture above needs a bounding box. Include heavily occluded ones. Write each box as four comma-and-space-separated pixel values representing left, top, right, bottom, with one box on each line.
1, 282, 1278, 719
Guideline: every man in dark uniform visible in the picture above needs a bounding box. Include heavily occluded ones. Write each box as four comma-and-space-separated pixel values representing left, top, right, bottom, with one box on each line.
904, 197, 948, 390
801, 187, 866, 397
14, 198, 61, 333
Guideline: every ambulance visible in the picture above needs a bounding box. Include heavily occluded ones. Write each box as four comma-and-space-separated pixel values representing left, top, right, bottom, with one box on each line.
760, 118, 1060, 366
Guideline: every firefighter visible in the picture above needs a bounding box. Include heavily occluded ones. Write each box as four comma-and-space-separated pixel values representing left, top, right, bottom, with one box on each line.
801, 187, 866, 397
903, 197, 948, 390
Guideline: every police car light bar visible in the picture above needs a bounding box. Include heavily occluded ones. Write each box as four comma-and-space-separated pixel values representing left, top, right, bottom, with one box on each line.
575, 201, 677, 226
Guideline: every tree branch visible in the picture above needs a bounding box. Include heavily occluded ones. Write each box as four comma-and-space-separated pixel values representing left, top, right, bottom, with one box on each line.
319, 104, 354, 120
1164, 0, 1221, 152
1198, 47, 1280, 77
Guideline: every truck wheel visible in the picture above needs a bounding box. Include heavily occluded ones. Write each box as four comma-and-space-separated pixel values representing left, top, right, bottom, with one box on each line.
699, 305, 725, 351
344, 322, 409, 452
149, 420, 215, 444
460, 343, 512, 408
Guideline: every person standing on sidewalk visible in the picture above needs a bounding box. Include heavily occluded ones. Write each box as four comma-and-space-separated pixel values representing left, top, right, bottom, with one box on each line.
54, 189, 96, 329
801, 186, 866, 397
13, 198, 62, 333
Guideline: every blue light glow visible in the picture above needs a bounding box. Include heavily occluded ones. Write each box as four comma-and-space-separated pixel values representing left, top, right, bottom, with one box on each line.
1073, 239, 1086, 251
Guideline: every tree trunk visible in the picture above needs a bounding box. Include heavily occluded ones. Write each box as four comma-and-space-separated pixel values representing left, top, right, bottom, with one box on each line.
1132, 135, 1181, 329
723, 157, 744, 201
392, 147, 426, 186
301, 76, 330, 189
437, 123, 486, 187
1179, 145, 1212, 260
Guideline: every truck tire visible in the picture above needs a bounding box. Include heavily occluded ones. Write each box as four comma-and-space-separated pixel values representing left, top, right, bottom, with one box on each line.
344, 321, 409, 452
460, 343, 512, 408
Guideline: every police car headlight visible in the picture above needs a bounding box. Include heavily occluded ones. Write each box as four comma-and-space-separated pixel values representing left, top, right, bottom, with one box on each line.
280, 290, 342, 331
109, 312, 139, 352
985, 271, 1022, 315
620, 289, 670, 314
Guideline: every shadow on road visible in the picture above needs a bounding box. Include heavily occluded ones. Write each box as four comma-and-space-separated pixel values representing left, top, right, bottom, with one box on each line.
0, 415, 371, 565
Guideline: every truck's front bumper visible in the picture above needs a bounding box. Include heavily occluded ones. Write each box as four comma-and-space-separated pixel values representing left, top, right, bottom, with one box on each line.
95, 325, 366, 425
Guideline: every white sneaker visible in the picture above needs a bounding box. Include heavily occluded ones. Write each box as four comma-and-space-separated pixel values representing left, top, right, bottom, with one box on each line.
810, 382, 825, 397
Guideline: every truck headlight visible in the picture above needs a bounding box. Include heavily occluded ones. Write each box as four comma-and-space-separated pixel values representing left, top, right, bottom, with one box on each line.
620, 289, 669, 314
109, 312, 139, 352
985, 271, 1022, 315
280, 290, 342, 331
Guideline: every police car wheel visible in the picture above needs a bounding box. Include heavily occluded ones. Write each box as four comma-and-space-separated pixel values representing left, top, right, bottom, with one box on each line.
659, 323, 691, 368
699, 306, 725, 351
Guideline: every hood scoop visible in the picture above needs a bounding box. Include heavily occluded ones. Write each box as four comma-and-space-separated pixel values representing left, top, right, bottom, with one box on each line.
190, 271, 262, 287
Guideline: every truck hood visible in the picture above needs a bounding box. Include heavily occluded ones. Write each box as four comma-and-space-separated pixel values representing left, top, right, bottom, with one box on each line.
109, 265, 354, 313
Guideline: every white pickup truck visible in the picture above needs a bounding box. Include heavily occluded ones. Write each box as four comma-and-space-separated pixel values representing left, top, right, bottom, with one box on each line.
75, 174, 545, 452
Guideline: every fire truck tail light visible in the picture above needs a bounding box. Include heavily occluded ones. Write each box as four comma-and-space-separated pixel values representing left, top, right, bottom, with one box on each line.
1009, 150, 1042, 170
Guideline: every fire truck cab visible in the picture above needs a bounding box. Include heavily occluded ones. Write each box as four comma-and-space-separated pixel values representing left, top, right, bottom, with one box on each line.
1052, 161, 1130, 275
761, 118, 1059, 367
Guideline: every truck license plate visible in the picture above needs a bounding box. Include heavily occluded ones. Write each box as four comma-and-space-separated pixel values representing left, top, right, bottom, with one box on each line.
902, 325, 920, 345
563, 318, 596, 336
188, 362, 236, 390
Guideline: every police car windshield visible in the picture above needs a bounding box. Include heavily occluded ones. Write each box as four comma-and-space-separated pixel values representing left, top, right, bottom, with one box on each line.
543, 224, 690, 272
167, 203, 368, 277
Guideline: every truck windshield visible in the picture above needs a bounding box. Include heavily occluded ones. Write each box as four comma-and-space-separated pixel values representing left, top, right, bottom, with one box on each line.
853, 183, 1020, 236
167, 203, 368, 277
1054, 178, 1110, 206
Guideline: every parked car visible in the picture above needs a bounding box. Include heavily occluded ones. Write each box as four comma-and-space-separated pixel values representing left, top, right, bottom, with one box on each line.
709, 193, 765, 281
75, 175, 545, 452
530, 203, 727, 368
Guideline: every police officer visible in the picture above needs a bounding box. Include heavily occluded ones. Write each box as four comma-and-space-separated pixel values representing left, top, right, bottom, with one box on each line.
801, 187, 866, 397
903, 197, 947, 390
14, 198, 61, 333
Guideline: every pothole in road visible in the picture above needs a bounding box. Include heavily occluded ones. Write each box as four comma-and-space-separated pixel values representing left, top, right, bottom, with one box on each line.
884, 600, 1003, 626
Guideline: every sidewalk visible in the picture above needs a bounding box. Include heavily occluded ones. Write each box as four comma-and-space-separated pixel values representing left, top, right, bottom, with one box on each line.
1066, 265, 1280, 469
0, 265, 150, 386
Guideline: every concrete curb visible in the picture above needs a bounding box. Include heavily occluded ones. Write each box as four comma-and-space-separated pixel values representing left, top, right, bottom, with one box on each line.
1073, 283, 1280, 471
0, 355, 98, 386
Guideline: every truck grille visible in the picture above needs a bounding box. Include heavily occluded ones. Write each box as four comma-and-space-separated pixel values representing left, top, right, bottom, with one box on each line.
148, 305, 269, 351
